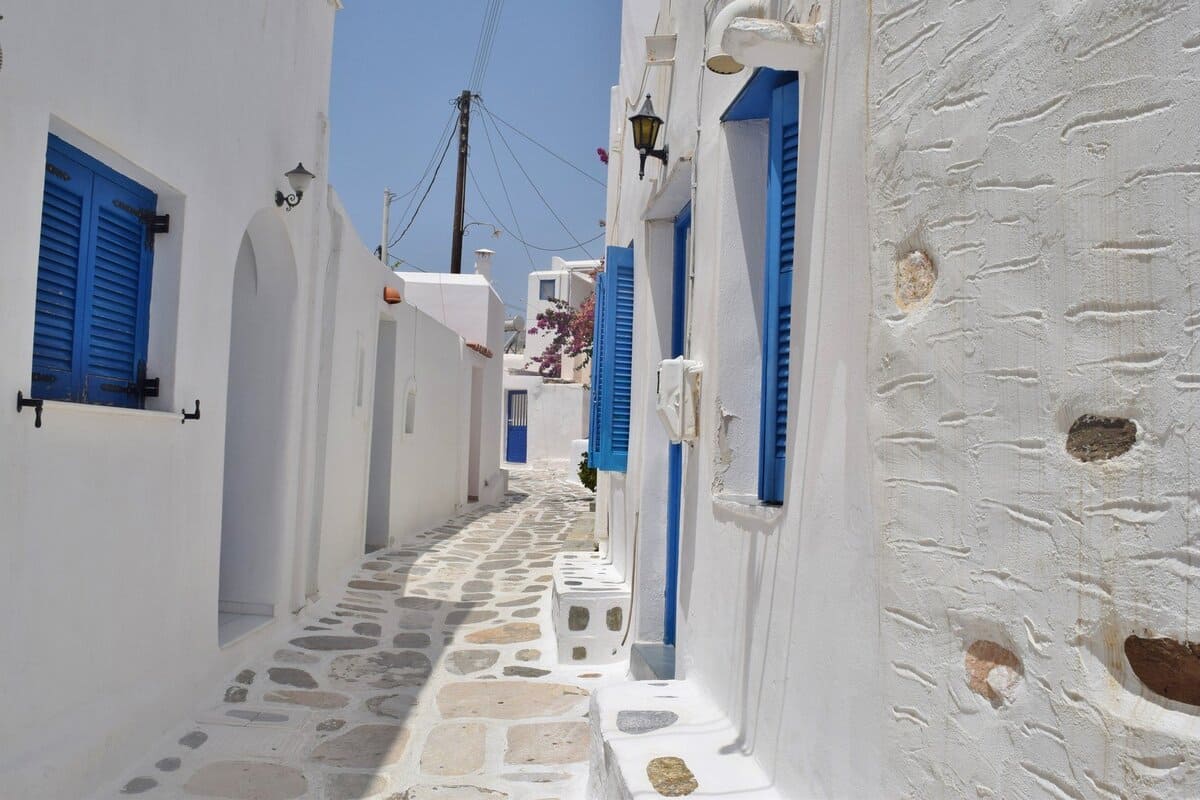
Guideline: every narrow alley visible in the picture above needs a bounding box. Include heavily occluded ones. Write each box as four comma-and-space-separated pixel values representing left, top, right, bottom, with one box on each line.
103, 467, 615, 800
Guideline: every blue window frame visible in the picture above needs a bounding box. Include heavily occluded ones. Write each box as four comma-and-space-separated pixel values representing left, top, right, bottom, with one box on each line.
757, 78, 799, 504
539, 278, 557, 300
32, 135, 157, 408
589, 245, 634, 472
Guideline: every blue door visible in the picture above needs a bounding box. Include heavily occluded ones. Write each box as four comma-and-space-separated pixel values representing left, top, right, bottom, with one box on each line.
506, 390, 528, 463
664, 204, 690, 646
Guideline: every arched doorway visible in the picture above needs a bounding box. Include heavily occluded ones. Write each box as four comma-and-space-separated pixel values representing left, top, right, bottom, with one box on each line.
218, 218, 297, 644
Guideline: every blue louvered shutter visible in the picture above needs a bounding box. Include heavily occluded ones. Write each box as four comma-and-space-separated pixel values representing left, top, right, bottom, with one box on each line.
83, 174, 155, 407
759, 80, 799, 504
32, 135, 155, 408
32, 148, 93, 401
588, 272, 608, 468
597, 245, 634, 472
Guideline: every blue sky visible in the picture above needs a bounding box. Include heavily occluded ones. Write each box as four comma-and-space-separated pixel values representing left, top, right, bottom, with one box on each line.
330, 1, 620, 314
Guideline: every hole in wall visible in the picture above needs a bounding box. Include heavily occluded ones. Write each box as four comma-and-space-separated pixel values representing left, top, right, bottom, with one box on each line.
965, 640, 1023, 707
1066, 415, 1136, 462
1125, 636, 1200, 706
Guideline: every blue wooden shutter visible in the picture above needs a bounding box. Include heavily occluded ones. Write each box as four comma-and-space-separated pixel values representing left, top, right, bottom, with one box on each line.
32, 147, 93, 401
32, 135, 156, 408
588, 272, 608, 468
759, 80, 799, 503
82, 173, 156, 407
597, 245, 634, 472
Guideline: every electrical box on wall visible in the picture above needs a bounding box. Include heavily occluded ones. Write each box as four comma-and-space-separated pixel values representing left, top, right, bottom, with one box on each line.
656, 357, 702, 443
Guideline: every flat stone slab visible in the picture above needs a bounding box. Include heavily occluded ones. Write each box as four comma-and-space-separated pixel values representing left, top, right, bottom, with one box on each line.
183, 760, 307, 799
267, 667, 317, 689
394, 632, 432, 649
272, 649, 319, 665
329, 650, 432, 688
262, 689, 349, 709
289, 635, 378, 651
504, 721, 589, 765
367, 692, 419, 720
446, 649, 500, 675
445, 609, 499, 625
616, 709, 679, 735
349, 580, 402, 591
326, 772, 389, 800
420, 722, 487, 775
502, 666, 550, 678
310, 723, 410, 768
465, 622, 541, 644
437, 681, 587, 719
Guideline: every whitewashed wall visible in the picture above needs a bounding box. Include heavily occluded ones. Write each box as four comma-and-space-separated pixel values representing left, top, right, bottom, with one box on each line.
869, 1, 1200, 795
0, 3, 490, 797
603, 0, 879, 796
502, 372, 591, 463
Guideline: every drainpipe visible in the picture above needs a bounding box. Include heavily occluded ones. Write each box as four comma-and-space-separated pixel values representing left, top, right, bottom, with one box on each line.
705, 0, 769, 74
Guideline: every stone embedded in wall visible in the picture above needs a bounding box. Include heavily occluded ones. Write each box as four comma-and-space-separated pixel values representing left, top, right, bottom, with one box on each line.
1125, 636, 1200, 706
607, 606, 623, 631
894, 250, 936, 311
1066, 415, 1137, 462
568, 606, 590, 631
964, 640, 1023, 706
646, 756, 699, 797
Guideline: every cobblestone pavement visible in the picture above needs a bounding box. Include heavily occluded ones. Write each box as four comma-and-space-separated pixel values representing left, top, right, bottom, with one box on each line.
103, 466, 619, 800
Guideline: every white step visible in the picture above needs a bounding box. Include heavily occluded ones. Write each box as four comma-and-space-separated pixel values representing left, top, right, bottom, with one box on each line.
588, 680, 783, 800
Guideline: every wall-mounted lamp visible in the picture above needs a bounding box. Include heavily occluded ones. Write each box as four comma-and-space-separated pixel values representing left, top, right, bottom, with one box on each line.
629, 95, 668, 180
275, 163, 316, 210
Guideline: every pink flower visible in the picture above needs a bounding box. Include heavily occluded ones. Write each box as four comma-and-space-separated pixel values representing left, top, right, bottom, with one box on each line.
597, 147, 609, 165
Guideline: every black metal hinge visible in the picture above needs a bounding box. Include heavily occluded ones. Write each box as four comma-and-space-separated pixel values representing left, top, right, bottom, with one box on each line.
17, 391, 44, 429
181, 399, 200, 424
99, 362, 160, 408
112, 199, 169, 249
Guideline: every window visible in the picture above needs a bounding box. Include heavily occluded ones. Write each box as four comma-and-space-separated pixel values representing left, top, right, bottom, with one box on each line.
539, 278, 557, 301
757, 78, 799, 504
588, 245, 634, 472
32, 135, 159, 408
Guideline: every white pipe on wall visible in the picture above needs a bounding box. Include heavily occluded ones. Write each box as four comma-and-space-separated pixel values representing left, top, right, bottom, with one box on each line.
704, 0, 768, 74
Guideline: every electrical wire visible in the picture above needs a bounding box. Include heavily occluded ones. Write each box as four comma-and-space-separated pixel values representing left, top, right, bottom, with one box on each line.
483, 109, 596, 258
388, 105, 458, 243
467, 0, 505, 92
469, 162, 606, 254
389, 124, 456, 248
475, 112, 537, 269
477, 101, 605, 188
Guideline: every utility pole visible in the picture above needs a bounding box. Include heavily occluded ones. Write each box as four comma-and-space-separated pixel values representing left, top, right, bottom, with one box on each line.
450, 89, 472, 274
380, 187, 394, 265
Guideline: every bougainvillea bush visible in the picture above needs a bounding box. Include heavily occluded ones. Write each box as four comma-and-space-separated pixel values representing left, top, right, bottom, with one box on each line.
528, 291, 596, 379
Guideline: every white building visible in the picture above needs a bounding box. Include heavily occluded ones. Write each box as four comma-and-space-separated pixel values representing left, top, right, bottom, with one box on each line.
585, 1, 1200, 798
502, 257, 597, 464
0, 2, 502, 796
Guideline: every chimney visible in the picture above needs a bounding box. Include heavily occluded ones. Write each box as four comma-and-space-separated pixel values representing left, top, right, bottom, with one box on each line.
474, 248, 495, 281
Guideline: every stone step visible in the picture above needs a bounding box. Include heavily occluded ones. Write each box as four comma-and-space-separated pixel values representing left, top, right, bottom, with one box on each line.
552, 552, 631, 665
587, 680, 783, 800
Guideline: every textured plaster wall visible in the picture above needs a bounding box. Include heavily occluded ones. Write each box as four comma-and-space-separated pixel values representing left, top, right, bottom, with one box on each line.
868, 1, 1200, 796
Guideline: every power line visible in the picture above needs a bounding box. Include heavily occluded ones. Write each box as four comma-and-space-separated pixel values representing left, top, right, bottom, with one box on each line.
483, 109, 596, 258
468, 163, 605, 253
478, 101, 605, 188
390, 123, 456, 248
467, 0, 505, 92
476, 112, 537, 269
389, 105, 458, 242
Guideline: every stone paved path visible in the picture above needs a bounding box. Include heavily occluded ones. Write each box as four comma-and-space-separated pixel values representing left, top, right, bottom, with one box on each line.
103, 466, 618, 800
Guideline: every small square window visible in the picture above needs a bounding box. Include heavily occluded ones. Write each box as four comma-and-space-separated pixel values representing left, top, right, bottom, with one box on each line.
539, 279, 557, 301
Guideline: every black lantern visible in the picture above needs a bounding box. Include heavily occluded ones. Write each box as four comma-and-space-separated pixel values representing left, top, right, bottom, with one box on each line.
629, 95, 668, 180
275, 162, 316, 210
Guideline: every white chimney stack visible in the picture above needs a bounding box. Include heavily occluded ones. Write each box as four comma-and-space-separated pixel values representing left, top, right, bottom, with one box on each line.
474, 248, 495, 281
